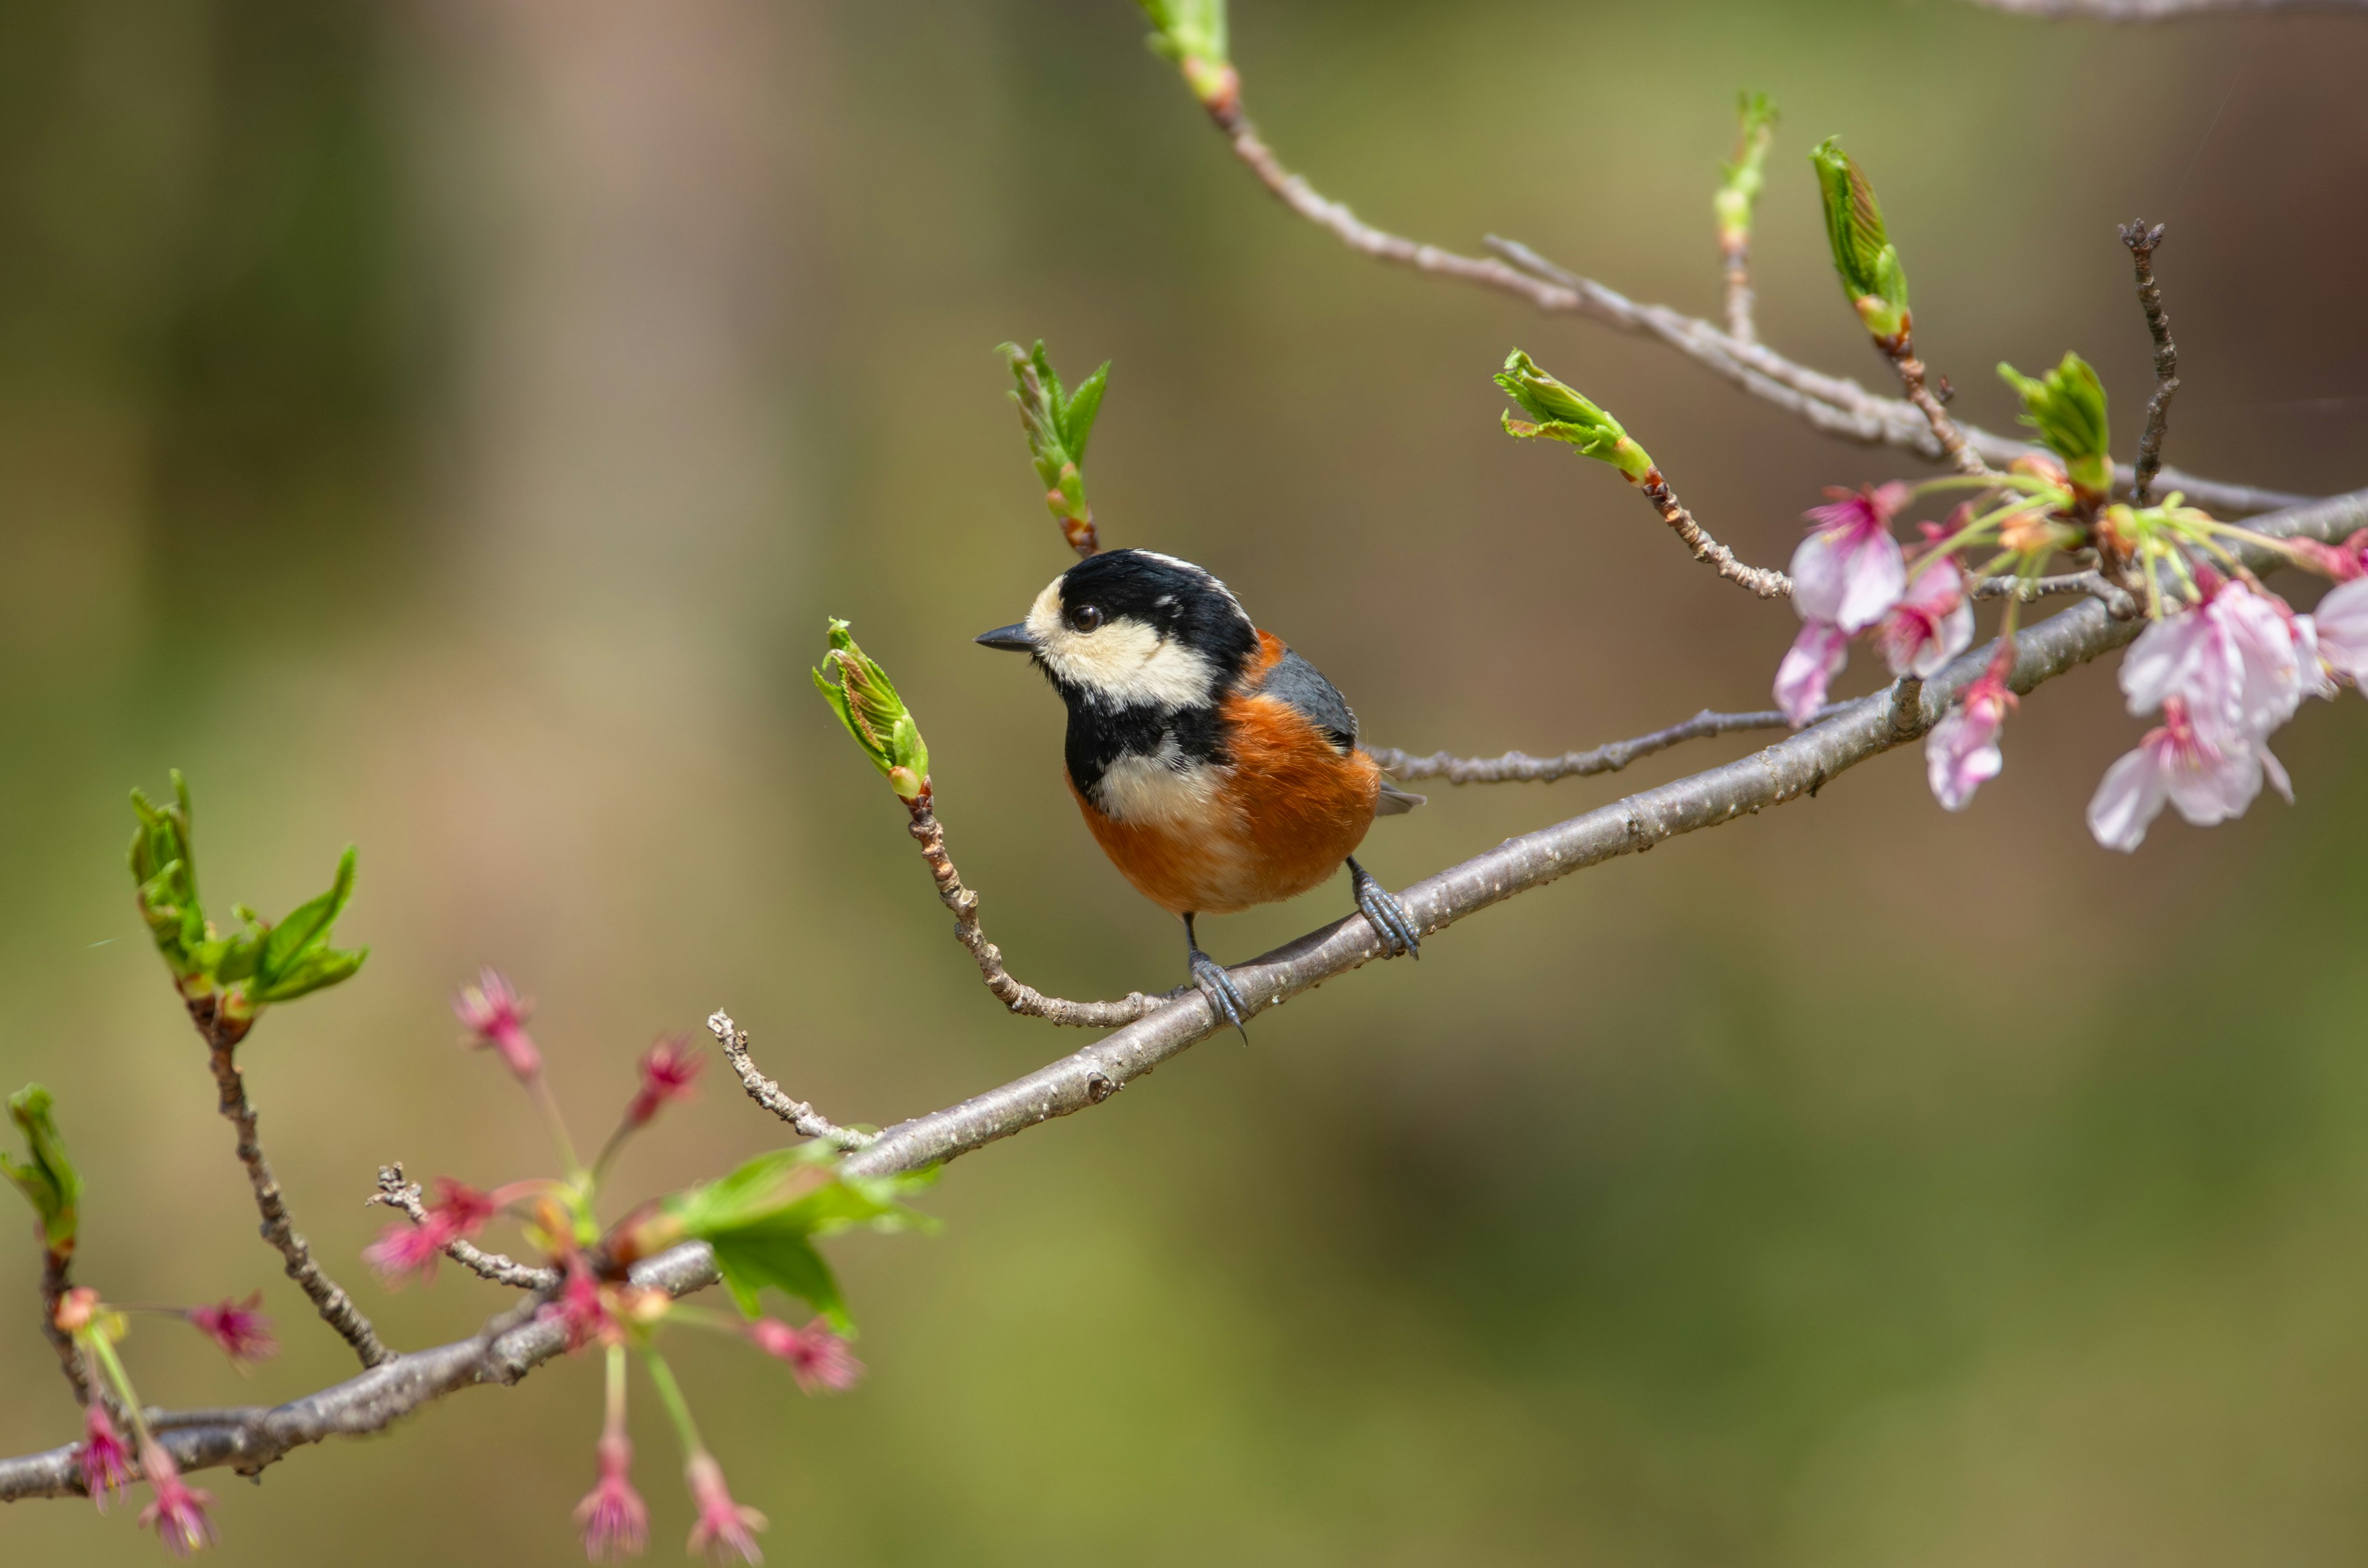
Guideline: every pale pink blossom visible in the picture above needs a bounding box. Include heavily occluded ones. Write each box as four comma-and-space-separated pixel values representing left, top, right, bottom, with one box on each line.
1791, 482, 1909, 632
1775, 622, 1851, 727
747, 1317, 865, 1395
136, 1442, 216, 1557
186, 1292, 276, 1369
684, 1452, 767, 1565
455, 968, 541, 1082
2087, 696, 2285, 852
575, 1432, 648, 1564
1877, 556, 1974, 678
2314, 577, 2368, 686
2121, 579, 2320, 747
1925, 671, 2015, 811
79, 1405, 133, 1510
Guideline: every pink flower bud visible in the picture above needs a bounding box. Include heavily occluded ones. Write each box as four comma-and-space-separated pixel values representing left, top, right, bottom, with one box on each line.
54, 1286, 100, 1334
135, 1442, 216, 1558
541, 1259, 625, 1353
623, 1035, 703, 1131
186, 1291, 277, 1369
79, 1405, 133, 1511
455, 967, 543, 1082
684, 1452, 767, 1565
1925, 670, 2016, 811
1775, 621, 1851, 727
746, 1316, 865, 1395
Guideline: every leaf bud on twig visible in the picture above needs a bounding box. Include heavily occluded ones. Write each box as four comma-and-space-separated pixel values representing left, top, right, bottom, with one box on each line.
1998, 351, 2113, 501
1133, 0, 1236, 114
1714, 91, 1778, 251
1809, 137, 1911, 345
1000, 339, 1111, 557
1494, 350, 1656, 481
1, 1084, 81, 1258
813, 620, 931, 800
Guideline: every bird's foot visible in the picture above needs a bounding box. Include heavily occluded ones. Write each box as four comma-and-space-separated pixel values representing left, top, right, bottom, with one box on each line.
1187, 947, 1249, 1040
1348, 856, 1420, 959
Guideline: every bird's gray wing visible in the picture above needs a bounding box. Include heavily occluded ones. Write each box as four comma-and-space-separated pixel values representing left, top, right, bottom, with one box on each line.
1257, 647, 1359, 753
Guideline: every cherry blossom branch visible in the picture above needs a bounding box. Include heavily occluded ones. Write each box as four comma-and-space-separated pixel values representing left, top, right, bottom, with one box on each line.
1199, 100, 2303, 516
1366, 703, 1848, 786
1881, 338, 1989, 477
706, 1011, 874, 1149
2120, 221, 2182, 506
1972, 569, 2137, 616
1637, 469, 1794, 598
6, 482, 2360, 1509
199, 1024, 390, 1368
367, 1164, 559, 1291
1961, 0, 2368, 15
900, 785, 1161, 1028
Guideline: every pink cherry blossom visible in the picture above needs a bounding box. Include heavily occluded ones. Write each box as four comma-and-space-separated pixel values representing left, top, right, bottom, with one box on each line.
575, 1432, 649, 1564
186, 1291, 277, 1369
1925, 670, 2016, 811
1791, 482, 1909, 632
455, 967, 542, 1082
2087, 696, 2284, 852
684, 1452, 767, 1565
136, 1442, 216, 1557
2314, 577, 2368, 686
747, 1316, 865, 1395
2287, 528, 2368, 582
1775, 622, 1851, 727
79, 1404, 133, 1510
623, 1035, 703, 1131
1877, 556, 1974, 679
2121, 579, 2320, 747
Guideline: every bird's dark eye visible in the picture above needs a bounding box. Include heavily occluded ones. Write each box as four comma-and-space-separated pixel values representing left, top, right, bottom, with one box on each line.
1065, 603, 1104, 634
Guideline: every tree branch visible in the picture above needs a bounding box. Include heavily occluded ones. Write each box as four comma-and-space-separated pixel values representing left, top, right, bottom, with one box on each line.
900, 786, 1161, 1028
1880, 335, 1990, 477
367, 1165, 560, 1292
1972, 569, 2138, 616
9, 483, 2361, 1506
707, 1011, 874, 1149
1637, 469, 1793, 598
1365, 703, 1850, 786
38, 1251, 88, 1405
200, 1025, 391, 1368
2120, 221, 2182, 506
1197, 99, 2306, 516
1961, 0, 2368, 15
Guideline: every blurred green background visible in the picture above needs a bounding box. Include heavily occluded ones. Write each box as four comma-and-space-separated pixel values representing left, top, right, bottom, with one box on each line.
4, 0, 2367, 1562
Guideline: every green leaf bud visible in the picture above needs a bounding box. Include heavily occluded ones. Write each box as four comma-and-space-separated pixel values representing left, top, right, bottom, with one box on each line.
1493, 351, 1656, 482
1000, 340, 1110, 554
813, 620, 930, 799
1809, 138, 1911, 344
1133, 0, 1235, 109
1998, 352, 2113, 499
2, 1085, 81, 1257
1714, 91, 1778, 249
129, 771, 207, 985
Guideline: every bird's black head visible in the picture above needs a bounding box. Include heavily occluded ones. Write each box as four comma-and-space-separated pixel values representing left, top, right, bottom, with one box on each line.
974, 549, 1259, 712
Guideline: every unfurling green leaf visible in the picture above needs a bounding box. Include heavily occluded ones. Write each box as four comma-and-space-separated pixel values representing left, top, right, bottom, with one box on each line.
813, 620, 931, 800
1714, 91, 1779, 247
1133, 0, 1234, 105
2, 1085, 81, 1256
1494, 350, 1656, 482
1000, 340, 1109, 538
664, 1146, 934, 1330
1809, 137, 1910, 343
1999, 352, 2113, 498
127, 775, 369, 1020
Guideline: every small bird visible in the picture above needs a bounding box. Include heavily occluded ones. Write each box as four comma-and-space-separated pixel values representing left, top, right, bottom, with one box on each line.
976, 548, 1422, 1032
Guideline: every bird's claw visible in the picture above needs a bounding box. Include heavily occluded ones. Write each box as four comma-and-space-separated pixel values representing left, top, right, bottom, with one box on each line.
1188, 948, 1250, 1040
1349, 858, 1421, 959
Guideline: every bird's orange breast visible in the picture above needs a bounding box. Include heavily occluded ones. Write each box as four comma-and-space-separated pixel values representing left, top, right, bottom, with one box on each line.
1069, 632, 1381, 916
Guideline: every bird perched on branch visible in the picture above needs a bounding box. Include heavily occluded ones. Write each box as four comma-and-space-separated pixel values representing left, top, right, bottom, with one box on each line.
976, 548, 1423, 1032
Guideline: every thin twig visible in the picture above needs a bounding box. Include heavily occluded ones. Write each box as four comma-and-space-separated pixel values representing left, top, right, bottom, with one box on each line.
5, 482, 2361, 1506
1196, 96, 2302, 515
199, 1023, 391, 1368
705, 1011, 874, 1149
1881, 336, 1990, 477
1961, 0, 2368, 15
1971, 569, 2138, 617
1366, 703, 1851, 786
1721, 231, 1758, 347
367, 1165, 559, 1292
901, 787, 1160, 1028
2121, 220, 2181, 506
1637, 469, 1793, 599
38, 1251, 88, 1405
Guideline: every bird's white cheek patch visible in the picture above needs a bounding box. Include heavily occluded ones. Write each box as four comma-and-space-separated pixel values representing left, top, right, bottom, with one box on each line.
1026, 582, 1219, 710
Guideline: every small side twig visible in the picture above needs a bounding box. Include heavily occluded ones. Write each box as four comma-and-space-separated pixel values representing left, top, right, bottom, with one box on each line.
707, 1012, 875, 1150
1972, 569, 2137, 617
39, 1250, 88, 1404
2120, 220, 2181, 506
1880, 334, 1989, 477
900, 788, 1162, 1028
368, 1165, 559, 1292
200, 1023, 391, 1367
1637, 469, 1793, 599
1367, 702, 1852, 786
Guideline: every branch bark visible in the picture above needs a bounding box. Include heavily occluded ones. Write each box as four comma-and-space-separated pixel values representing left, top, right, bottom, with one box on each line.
8, 483, 2361, 1506
1201, 102, 2306, 517
1637, 469, 1793, 598
708, 1011, 874, 1149
1367, 704, 1846, 786
2120, 221, 2182, 506
1962, 0, 2368, 15
368, 1165, 560, 1292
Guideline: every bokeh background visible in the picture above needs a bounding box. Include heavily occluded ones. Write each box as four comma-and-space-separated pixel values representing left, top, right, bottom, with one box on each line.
4, 0, 2367, 1562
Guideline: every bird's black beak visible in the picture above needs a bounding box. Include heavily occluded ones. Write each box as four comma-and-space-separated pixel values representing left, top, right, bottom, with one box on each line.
974, 623, 1035, 653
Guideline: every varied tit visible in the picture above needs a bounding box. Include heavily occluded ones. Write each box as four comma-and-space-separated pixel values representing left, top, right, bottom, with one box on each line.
976, 548, 1423, 1033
